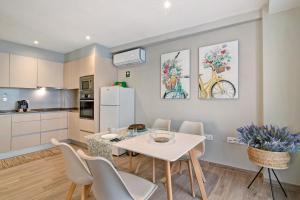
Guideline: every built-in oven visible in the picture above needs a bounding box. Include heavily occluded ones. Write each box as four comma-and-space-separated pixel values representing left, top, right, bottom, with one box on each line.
80, 100, 94, 119
80, 75, 94, 119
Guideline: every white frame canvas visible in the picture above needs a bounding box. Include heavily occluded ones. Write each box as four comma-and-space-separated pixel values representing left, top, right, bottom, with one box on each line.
161, 49, 190, 99
198, 40, 239, 99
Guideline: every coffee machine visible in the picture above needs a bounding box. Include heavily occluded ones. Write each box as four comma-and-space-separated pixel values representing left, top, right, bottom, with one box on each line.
17, 100, 29, 112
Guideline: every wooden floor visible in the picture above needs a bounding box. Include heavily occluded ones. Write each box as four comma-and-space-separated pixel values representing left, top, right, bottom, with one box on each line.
0, 148, 299, 200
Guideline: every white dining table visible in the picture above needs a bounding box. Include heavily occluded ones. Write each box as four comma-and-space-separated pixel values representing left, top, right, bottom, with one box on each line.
113, 132, 207, 200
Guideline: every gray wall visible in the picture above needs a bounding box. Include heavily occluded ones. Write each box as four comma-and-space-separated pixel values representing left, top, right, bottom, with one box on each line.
263, 7, 300, 186
118, 20, 262, 172
0, 88, 78, 110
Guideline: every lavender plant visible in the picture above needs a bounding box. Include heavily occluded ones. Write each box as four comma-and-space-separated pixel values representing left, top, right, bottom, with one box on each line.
237, 124, 300, 153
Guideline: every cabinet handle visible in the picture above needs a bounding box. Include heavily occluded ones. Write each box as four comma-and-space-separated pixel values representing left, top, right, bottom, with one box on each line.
80, 129, 94, 134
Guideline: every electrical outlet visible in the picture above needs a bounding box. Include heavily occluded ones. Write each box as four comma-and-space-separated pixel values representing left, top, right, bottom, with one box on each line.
205, 134, 214, 141
227, 137, 239, 144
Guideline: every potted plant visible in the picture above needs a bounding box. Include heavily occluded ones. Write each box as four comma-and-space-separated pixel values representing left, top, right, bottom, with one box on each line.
237, 124, 300, 169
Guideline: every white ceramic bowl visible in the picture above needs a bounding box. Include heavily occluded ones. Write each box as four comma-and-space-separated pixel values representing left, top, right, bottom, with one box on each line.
150, 130, 175, 143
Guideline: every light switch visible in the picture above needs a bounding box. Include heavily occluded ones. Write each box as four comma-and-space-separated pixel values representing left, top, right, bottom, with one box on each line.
126, 71, 130, 78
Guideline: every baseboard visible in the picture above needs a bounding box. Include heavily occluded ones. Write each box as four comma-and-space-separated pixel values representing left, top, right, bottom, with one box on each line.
202, 160, 257, 175
263, 177, 300, 192
202, 160, 300, 192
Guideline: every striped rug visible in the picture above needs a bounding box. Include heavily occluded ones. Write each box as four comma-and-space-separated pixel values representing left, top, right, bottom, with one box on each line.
0, 147, 61, 170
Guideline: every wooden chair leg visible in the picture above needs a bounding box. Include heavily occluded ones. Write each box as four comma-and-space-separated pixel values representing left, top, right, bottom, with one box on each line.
66, 182, 76, 200
152, 158, 156, 183
135, 160, 142, 174
187, 160, 196, 198
201, 168, 207, 183
81, 184, 92, 200
86, 184, 92, 197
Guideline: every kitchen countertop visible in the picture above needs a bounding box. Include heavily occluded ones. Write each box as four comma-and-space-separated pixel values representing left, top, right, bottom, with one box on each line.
0, 107, 79, 115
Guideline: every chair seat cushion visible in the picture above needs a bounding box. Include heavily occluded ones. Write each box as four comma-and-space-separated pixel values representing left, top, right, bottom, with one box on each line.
119, 171, 157, 200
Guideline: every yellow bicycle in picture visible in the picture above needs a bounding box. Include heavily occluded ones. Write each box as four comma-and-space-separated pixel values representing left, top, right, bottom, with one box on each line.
199, 66, 236, 99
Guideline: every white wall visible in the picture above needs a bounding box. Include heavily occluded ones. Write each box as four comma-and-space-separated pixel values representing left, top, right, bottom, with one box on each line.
263, 7, 300, 186
118, 21, 262, 172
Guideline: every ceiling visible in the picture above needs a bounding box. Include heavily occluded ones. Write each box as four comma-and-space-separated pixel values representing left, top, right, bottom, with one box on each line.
0, 0, 267, 53
269, 0, 300, 14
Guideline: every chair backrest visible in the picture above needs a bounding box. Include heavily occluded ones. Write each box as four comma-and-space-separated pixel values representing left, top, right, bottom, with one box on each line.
152, 118, 171, 131
178, 121, 205, 153
51, 138, 93, 185
77, 149, 134, 200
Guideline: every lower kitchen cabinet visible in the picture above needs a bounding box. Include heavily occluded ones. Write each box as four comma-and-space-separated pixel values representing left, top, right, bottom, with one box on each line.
12, 133, 41, 151
0, 115, 12, 153
79, 131, 91, 143
68, 112, 80, 141
41, 129, 68, 144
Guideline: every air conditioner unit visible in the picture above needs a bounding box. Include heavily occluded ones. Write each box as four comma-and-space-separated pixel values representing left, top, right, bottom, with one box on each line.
113, 48, 146, 67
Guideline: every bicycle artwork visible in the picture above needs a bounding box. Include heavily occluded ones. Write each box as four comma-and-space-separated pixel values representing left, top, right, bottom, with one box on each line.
198, 40, 239, 99
161, 49, 190, 99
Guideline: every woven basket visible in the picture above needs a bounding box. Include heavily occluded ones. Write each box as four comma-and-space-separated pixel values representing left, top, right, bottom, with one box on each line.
247, 146, 290, 170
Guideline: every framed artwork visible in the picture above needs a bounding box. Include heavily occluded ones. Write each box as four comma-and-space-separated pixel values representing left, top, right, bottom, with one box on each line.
161, 49, 190, 99
198, 40, 239, 99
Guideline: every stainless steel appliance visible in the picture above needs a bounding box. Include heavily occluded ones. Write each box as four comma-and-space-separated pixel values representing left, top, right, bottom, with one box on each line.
80, 75, 94, 92
80, 75, 94, 119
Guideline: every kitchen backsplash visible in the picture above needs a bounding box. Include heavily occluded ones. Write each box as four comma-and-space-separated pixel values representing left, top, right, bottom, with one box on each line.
0, 88, 78, 110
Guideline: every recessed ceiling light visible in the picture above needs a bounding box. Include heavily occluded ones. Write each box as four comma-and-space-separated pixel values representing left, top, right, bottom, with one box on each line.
164, 0, 171, 9
33, 40, 39, 45
85, 35, 91, 40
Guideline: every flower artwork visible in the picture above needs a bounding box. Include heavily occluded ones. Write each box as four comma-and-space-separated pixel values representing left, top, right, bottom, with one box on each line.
199, 41, 238, 99
161, 49, 190, 99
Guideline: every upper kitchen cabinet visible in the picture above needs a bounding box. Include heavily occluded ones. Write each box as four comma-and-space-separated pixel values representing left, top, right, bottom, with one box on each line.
79, 55, 95, 77
64, 60, 79, 89
38, 59, 63, 88
10, 54, 38, 88
0, 52, 10, 87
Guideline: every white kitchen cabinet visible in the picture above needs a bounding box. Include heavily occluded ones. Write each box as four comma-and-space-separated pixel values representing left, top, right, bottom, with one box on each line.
38, 59, 63, 88
12, 113, 41, 137
12, 113, 41, 122
64, 60, 79, 89
68, 112, 80, 141
79, 55, 95, 77
12, 133, 41, 151
12, 120, 40, 136
0, 115, 12, 153
79, 131, 91, 144
41, 129, 67, 144
40, 111, 68, 144
41, 118, 67, 132
0, 52, 10, 87
79, 118, 95, 133
41, 111, 67, 120
10, 54, 37, 88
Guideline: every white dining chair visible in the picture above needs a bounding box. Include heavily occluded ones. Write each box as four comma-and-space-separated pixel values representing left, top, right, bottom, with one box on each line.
177, 121, 206, 197
151, 118, 171, 131
77, 149, 157, 200
51, 138, 93, 200
135, 118, 171, 183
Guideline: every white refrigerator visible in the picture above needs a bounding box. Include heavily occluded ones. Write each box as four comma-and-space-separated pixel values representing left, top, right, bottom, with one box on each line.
100, 86, 135, 132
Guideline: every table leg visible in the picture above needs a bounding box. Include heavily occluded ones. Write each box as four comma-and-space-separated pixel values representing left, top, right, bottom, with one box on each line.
165, 161, 173, 200
189, 149, 208, 200
153, 158, 156, 183
128, 151, 133, 172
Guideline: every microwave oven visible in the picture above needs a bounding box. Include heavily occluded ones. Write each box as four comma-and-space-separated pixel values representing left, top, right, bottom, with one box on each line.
80, 75, 94, 91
